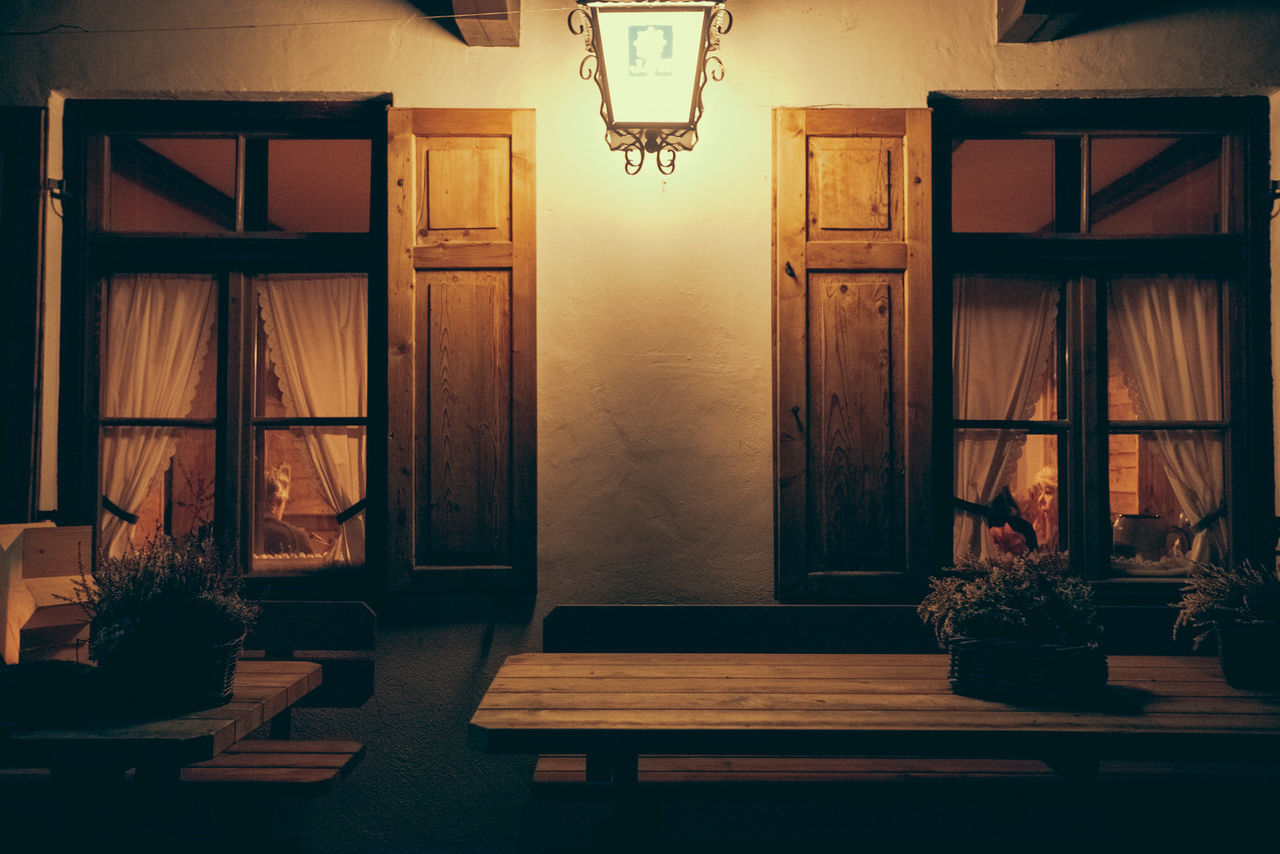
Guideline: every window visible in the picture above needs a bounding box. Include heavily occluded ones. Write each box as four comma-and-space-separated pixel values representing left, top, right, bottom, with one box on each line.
61, 101, 385, 585
935, 95, 1273, 587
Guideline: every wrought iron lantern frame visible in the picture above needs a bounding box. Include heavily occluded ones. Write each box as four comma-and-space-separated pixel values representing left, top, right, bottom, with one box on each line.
569, 0, 732, 175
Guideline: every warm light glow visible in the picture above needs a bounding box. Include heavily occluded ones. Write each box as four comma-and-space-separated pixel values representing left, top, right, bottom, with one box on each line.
595, 6, 709, 126
570, 1, 731, 174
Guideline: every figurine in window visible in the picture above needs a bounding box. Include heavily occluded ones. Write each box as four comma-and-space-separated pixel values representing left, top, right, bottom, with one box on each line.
260, 463, 314, 555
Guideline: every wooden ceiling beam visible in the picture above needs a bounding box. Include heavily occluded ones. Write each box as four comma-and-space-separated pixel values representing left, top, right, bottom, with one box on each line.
452, 0, 521, 47
997, 0, 1082, 43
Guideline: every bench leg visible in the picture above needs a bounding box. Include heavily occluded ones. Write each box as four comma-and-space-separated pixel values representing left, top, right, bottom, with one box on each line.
582, 752, 660, 852
585, 750, 637, 785
270, 706, 293, 739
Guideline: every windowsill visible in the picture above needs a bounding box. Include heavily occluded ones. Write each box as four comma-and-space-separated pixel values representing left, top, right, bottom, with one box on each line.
251, 554, 333, 573
1092, 575, 1184, 607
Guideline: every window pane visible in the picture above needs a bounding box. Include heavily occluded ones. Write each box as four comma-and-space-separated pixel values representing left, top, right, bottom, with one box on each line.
1109, 430, 1225, 576
100, 426, 215, 555
99, 136, 237, 232
252, 426, 366, 571
951, 139, 1055, 233
255, 275, 368, 418
266, 139, 370, 232
1107, 275, 1223, 422
100, 275, 218, 419
954, 430, 1061, 561
1090, 136, 1223, 234
953, 275, 1060, 421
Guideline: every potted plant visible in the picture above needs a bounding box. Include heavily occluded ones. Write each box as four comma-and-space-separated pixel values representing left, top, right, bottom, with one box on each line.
1173, 560, 1280, 689
70, 533, 258, 714
917, 551, 1106, 703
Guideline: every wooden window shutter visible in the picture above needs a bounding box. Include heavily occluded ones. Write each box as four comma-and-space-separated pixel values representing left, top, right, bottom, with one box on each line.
773, 108, 932, 600
386, 109, 536, 592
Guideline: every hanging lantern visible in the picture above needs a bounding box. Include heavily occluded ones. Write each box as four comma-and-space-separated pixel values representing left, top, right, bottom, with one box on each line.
569, 1, 732, 175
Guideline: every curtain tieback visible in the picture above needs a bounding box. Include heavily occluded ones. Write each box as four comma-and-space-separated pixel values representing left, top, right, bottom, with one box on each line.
336, 497, 367, 525
953, 497, 990, 518
1192, 504, 1226, 534
953, 490, 1039, 551
102, 495, 139, 525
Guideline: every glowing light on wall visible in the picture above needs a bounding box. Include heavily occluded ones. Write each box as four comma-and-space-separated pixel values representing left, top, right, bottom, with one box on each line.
569, 1, 731, 175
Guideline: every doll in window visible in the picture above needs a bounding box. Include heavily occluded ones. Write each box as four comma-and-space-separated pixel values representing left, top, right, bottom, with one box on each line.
260, 464, 315, 555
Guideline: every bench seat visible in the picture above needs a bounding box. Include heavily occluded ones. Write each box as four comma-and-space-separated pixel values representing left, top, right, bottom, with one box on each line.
179, 739, 365, 796
533, 753, 1280, 798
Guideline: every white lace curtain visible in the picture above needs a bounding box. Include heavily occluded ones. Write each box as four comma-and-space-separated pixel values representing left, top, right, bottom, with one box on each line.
1108, 275, 1226, 564
258, 275, 368, 565
952, 275, 1059, 559
99, 274, 217, 556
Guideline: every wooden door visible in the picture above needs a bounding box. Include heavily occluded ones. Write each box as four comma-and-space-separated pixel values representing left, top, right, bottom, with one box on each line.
387, 109, 535, 592
774, 108, 932, 600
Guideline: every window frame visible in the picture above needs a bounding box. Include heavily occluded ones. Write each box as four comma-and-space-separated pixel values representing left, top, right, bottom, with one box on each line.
59, 99, 388, 601
931, 94, 1273, 603
0, 107, 45, 523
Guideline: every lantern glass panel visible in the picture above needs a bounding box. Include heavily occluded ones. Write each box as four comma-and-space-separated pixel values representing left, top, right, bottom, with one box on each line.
595, 5, 710, 126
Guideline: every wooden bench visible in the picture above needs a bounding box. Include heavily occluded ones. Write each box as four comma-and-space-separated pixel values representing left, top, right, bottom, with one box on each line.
2, 600, 374, 850
533, 753, 1280, 796
531, 605, 1262, 847
532, 754, 1280, 849
0, 740, 365, 795
179, 738, 366, 795
142, 600, 375, 851
242, 599, 377, 737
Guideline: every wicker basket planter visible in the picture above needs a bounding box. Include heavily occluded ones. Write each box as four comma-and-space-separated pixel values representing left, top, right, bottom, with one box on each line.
949, 636, 1108, 704
99, 632, 244, 715
1216, 622, 1280, 690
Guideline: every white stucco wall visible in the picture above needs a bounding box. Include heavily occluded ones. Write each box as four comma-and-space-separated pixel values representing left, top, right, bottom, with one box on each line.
3, 2, 1279, 851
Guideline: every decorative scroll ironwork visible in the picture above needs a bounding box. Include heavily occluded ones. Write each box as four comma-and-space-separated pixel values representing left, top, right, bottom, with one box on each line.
568, 2, 732, 175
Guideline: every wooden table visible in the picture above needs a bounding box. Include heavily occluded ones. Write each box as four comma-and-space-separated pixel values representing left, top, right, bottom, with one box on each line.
469, 653, 1280, 785
0, 659, 320, 778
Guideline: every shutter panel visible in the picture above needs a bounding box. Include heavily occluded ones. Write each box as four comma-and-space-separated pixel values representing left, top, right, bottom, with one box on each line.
387, 109, 535, 591
774, 108, 932, 600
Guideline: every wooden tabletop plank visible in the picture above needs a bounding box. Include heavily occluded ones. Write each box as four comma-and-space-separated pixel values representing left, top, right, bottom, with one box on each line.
485, 675, 1256, 699
181, 702, 265, 744
479, 690, 1280, 716
497, 652, 1223, 671
492, 660, 1224, 682
470, 654, 1280, 764
0, 659, 321, 770
471, 707, 1280, 733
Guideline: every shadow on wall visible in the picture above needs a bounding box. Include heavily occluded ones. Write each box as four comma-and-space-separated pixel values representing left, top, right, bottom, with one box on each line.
1062, 0, 1271, 38
405, 0, 464, 41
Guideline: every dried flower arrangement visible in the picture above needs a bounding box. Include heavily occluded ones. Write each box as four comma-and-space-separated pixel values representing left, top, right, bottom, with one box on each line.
69, 534, 258, 711
1173, 560, 1280, 689
1172, 560, 1280, 648
918, 551, 1100, 648
918, 551, 1106, 702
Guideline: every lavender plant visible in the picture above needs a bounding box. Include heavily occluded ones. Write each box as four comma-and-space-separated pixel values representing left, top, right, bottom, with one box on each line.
1173, 560, 1280, 648
70, 534, 257, 665
917, 551, 1100, 648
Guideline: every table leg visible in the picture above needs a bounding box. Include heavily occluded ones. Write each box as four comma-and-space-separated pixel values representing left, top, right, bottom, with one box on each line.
585, 750, 638, 786
585, 752, 652, 852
